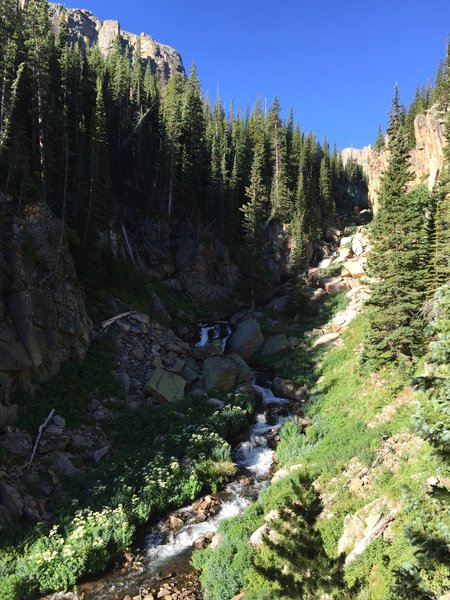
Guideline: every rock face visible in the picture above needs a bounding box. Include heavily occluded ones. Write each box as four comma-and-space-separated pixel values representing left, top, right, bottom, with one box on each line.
171, 222, 238, 300
0, 198, 92, 405
341, 106, 446, 211
49, 4, 185, 80
104, 217, 239, 301
338, 497, 399, 563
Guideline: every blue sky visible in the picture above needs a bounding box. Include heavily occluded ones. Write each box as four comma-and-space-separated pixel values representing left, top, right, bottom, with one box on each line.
62, 0, 449, 149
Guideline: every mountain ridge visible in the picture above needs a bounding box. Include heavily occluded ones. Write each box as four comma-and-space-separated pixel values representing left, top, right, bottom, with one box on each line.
49, 2, 185, 79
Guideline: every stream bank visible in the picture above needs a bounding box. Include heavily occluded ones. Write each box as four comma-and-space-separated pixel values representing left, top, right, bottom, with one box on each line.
73, 326, 301, 600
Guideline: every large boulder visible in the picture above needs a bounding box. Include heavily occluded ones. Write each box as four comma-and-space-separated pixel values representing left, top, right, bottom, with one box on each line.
261, 334, 289, 356
338, 497, 398, 563
202, 356, 239, 393
272, 377, 306, 402
352, 238, 364, 256
0, 482, 23, 521
227, 318, 264, 360
343, 260, 366, 279
323, 277, 352, 294
0, 431, 32, 458
313, 332, 340, 348
228, 354, 253, 385
144, 367, 186, 402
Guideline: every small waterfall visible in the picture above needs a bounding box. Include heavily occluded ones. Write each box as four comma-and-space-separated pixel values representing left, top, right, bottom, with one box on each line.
253, 383, 290, 406
195, 322, 232, 352
144, 482, 251, 569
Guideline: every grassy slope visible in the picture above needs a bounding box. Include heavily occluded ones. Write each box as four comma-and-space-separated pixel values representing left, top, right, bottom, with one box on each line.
194, 311, 445, 599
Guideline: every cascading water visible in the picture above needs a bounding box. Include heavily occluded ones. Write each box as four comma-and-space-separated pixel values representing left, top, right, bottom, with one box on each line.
195, 322, 232, 352
76, 324, 294, 600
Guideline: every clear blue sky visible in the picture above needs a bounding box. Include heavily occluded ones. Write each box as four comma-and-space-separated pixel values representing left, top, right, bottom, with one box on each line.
62, 0, 449, 150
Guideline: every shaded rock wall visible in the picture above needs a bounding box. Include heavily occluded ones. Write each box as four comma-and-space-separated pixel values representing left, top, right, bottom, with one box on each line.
101, 217, 238, 301
0, 196, 92, 404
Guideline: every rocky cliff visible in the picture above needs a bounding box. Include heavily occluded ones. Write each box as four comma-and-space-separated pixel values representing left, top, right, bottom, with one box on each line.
0, 195, 92, 406
341, 107, 446, 210
49, 3, 185, 79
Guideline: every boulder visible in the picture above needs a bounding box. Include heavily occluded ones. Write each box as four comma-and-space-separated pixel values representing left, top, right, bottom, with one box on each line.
271, 463, 303, 484
313, 332, 340, 348
338, 497, 398, 562
343, 260, 366, 279
0, 404, 18, 430
52, 453, 82, 477
332, 309, 359, 332
228, 354, 253, 384
190, 341, 222, 360
324, 277, 352, 294
93, 445, 111, 463
261, 334, 290, 356
116, 371, 131, 393
181, 359, 201, 383
203, 356, 239, 393
69, 432, 94, 453
307, 288, 326, 304
334, 246, 352, 263
340, 235, 353, 246
0, 431, 32, 458
208, 398, 225, 409
227, 318, 264, 360
325, 226, 341, 243
144, 368, 186, 403
0, 482, 23, 520
249, 523, 269, 546
210, 532, 223, 549
169, 515, 184, 529
352, 238, 364, 256
266, 295, 288, 312
357, 209, 372, 224
272, 377, 306, 402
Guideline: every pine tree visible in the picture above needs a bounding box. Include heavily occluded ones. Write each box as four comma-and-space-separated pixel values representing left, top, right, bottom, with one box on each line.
80, 76, 111, 272
297, 133, 322, 242
208, 96, 229, 240
180, 63, 208, 215
255, 476, 345, 599
374, 126, 385, 152
239, 142, 269, 308
23, 0, 54, 195
267, 97, 291, 220
0, 0, 24, 157
161, 72, 184, 216
429, 108, 450, 291
362, 88, 431, 369
319, 139, 334, 223
286, 217, 310, 317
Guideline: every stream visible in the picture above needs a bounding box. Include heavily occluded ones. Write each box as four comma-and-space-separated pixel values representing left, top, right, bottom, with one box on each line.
76, 323, 294, 600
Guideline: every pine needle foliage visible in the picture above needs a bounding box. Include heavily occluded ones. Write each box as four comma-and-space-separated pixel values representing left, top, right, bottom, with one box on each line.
255, 476, 346, 599
362, 88, 431, 370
